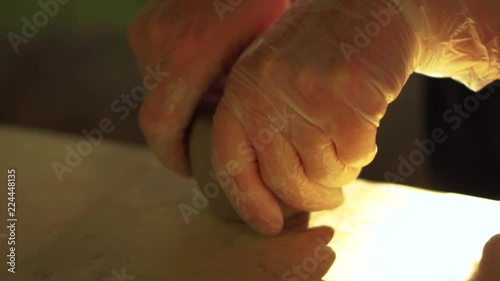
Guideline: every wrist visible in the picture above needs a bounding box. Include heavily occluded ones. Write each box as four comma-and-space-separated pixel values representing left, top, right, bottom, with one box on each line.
401, 0, 500, 91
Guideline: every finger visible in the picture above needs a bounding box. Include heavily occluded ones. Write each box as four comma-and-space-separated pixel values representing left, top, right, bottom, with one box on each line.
212, 103, 284, 236
320, 0, 418, 167
325, 53, 407, 167
323, 82, 380, 168
253, 126, 345, 212
290, 116, 361, 187
220, 72, 345, 212
246, 0, 416, 168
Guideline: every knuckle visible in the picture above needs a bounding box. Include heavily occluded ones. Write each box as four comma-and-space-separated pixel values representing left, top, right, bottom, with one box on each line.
235, 45, 284, 80
225, 55, 287, 108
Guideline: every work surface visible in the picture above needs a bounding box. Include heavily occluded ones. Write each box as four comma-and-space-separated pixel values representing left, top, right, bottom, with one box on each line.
0, 125, 499, 281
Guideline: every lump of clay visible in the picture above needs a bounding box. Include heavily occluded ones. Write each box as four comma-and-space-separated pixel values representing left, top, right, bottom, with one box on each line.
188, 108, 300, 223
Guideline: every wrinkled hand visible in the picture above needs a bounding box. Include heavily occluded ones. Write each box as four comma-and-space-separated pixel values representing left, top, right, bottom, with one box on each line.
212, 0, 500, 235
128, 0, 290, 176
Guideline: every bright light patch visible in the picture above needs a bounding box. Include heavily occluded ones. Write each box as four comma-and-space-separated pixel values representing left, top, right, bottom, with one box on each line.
310, 181, 500, 281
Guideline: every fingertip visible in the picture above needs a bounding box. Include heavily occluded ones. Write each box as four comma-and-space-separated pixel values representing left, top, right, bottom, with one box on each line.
337, 144, 378, 168
212, 103, 285, 236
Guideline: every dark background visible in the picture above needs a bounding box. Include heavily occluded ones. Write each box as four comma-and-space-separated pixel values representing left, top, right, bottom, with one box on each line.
1, 1, 498, 199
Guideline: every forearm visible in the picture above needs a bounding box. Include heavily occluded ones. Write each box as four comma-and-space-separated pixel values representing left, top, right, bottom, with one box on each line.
402, 0, 500, 91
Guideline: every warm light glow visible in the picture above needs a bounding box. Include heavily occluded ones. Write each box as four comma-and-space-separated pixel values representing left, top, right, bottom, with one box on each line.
310, 181, 500, 281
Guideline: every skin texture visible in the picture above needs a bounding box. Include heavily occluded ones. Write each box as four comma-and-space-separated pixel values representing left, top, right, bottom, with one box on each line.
406, 0, 500, 90
188, 109, 302, 223
130, 0, 500, 235
212, 0, 500, 235
129, 0, 291, 177
212, 0, 416, 234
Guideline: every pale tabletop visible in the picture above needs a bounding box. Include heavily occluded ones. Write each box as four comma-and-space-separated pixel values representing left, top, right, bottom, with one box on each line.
0, 125, 499, 281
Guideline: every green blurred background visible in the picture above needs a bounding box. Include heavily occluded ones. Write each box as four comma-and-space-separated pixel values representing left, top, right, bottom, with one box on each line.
1, 1, 145, 30
1, 0, 147, 142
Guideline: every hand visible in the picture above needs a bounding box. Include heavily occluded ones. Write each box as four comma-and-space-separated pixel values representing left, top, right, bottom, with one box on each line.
128, 0, 290, 176
212, 0, 500, 235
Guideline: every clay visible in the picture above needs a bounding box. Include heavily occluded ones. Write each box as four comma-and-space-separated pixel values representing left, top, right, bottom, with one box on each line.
188, 108, 301, 223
